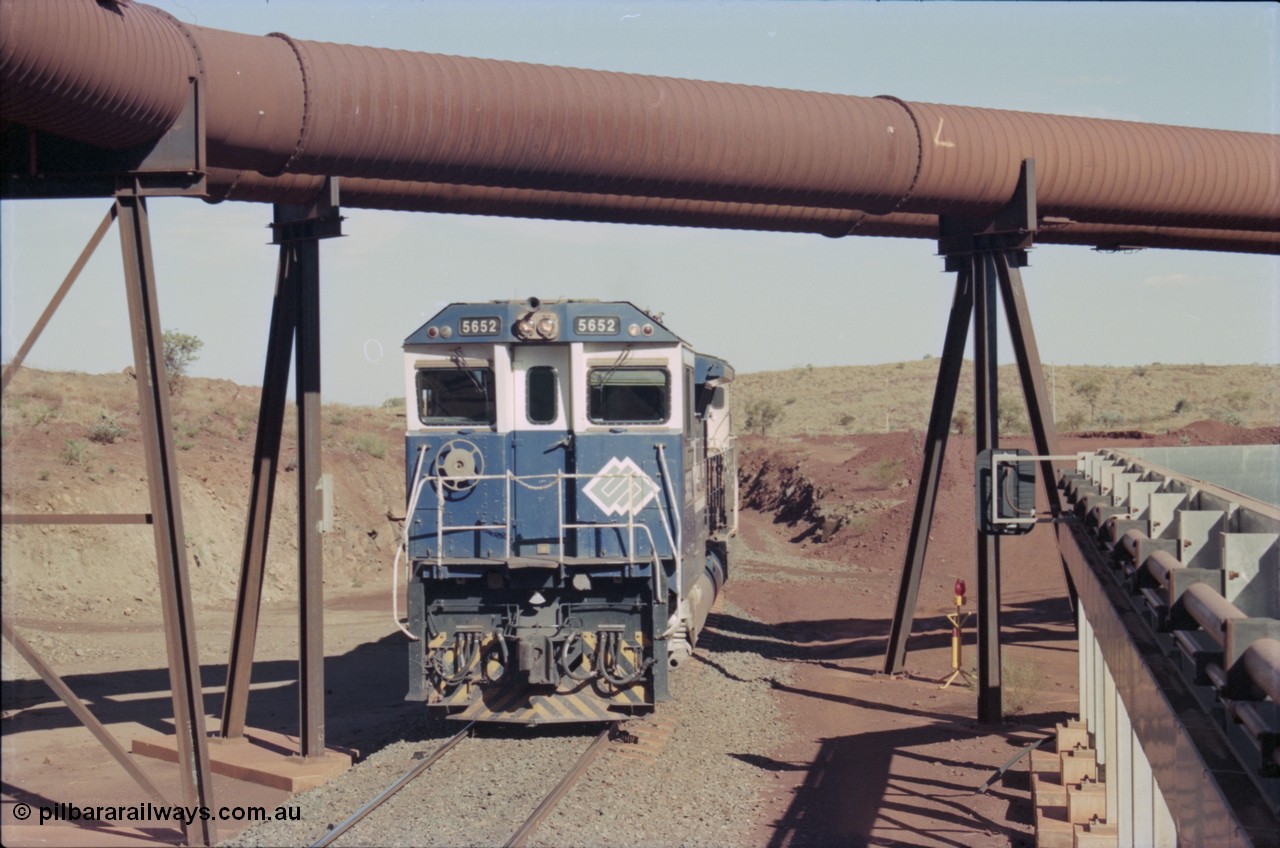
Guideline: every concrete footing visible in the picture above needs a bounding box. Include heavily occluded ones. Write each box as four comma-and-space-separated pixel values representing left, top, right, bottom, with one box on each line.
132, 729, 355, 793
1031, 720, 1117, 848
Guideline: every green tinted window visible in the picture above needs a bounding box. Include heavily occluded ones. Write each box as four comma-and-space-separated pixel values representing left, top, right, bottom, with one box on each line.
588, 367, 669, 424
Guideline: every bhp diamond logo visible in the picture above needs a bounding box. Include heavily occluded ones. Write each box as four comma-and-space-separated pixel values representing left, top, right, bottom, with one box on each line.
582, 457, 659, 516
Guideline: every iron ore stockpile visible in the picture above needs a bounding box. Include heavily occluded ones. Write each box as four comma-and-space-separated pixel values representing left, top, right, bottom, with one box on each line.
227, 600, 790, 848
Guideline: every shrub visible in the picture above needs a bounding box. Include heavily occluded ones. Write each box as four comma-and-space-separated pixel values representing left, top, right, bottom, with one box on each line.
352, 434, 388, 459
1097, 410, 1125, 428
1216, 409, 1245, 427
998, 398, 1024, 434
1173, 398, 1192, 416
162, 330, 203, 396
25, 403, 55, 427
1072, 377, 1104, 422
745, 399, 783, 436
87, 412, 127, 444
1060, 411, 1087, 432
1224, 390, 1253, 412
60, 439, 89, 466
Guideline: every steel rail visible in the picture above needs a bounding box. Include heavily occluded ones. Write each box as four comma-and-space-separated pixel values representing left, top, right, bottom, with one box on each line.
309, 722, 475, 848
504, 726, 615, 848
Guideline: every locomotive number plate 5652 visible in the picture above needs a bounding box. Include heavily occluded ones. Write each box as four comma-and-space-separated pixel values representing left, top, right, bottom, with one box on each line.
459, 317, 501, 336
574, 316, 620, 335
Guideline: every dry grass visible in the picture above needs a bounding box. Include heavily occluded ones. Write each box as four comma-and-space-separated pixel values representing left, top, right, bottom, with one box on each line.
733, 360, 1279, 437
1, 366, 405, 466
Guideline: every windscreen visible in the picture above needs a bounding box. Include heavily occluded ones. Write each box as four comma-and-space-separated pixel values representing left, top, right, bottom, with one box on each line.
416, 367, 495, 425
588, 367, 669, 424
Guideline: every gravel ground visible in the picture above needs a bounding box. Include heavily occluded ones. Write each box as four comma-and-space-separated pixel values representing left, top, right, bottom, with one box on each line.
225, 599, 792, 848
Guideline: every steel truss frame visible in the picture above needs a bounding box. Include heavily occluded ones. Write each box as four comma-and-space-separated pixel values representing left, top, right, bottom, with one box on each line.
220, 180, 343, 757
883, 160, 1077, 723
1, 195, 219, 847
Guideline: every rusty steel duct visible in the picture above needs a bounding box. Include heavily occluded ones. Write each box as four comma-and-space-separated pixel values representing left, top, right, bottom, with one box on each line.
207, 169, 1280, 255
3, 0, 1278, 240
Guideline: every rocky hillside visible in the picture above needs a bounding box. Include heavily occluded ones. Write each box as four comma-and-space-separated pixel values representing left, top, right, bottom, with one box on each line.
2, 368, 407, 620
732, 360, 1279, 437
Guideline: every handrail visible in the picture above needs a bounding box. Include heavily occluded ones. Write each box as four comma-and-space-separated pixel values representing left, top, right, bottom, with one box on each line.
390, 446, 430, 640
654, 444, 684, 610
414, 470, 669, 570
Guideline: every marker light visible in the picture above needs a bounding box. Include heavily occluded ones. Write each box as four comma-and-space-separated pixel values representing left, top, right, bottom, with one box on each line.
440, 326, 453, 338
426, 326, 438, 338
642, 323, 654, 336
627, 324, 640, 337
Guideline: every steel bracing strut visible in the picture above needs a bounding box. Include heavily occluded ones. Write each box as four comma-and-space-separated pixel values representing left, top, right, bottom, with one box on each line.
883, 160, 1075, 724
117, 193, 218, 844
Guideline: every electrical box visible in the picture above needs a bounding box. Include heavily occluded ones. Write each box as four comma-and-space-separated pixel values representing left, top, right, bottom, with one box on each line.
977, 448, 1036, 535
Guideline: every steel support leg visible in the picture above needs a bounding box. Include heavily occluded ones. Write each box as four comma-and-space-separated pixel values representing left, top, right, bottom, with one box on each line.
220, 247, 299, 739
295, 231, 325, 758
116, 195, 216, 846
884, 266, 974, 674
268, 191, 340, 760
973, 252, 1003, 724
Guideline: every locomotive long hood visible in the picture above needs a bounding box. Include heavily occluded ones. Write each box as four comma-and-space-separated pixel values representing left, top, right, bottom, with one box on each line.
2, 0, 1279, 247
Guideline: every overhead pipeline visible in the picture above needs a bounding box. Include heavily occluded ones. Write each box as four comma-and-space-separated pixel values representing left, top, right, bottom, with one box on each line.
206, 170, 1280, 255
2, 0, 1278, 235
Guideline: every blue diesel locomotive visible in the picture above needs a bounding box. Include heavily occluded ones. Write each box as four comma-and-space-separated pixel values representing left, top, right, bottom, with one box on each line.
397, 298, 737, 723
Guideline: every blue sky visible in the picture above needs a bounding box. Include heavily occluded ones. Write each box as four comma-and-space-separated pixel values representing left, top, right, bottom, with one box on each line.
2, 1, 1276, 406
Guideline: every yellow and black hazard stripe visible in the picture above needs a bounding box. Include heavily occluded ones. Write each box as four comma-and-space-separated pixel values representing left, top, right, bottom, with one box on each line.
452, 677, 651, 723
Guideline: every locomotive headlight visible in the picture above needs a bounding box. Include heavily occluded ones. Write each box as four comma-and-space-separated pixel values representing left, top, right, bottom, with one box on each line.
514, 318, 535, 340
536, 316, 559, 339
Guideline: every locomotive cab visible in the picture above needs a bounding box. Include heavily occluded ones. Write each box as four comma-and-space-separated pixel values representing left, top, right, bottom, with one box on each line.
398, 298, 735, 723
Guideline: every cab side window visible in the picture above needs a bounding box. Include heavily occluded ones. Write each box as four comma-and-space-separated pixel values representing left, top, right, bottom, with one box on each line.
527, 366, 558, 424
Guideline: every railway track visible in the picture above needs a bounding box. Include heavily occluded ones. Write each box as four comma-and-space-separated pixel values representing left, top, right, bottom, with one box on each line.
311, 722, 616, 848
